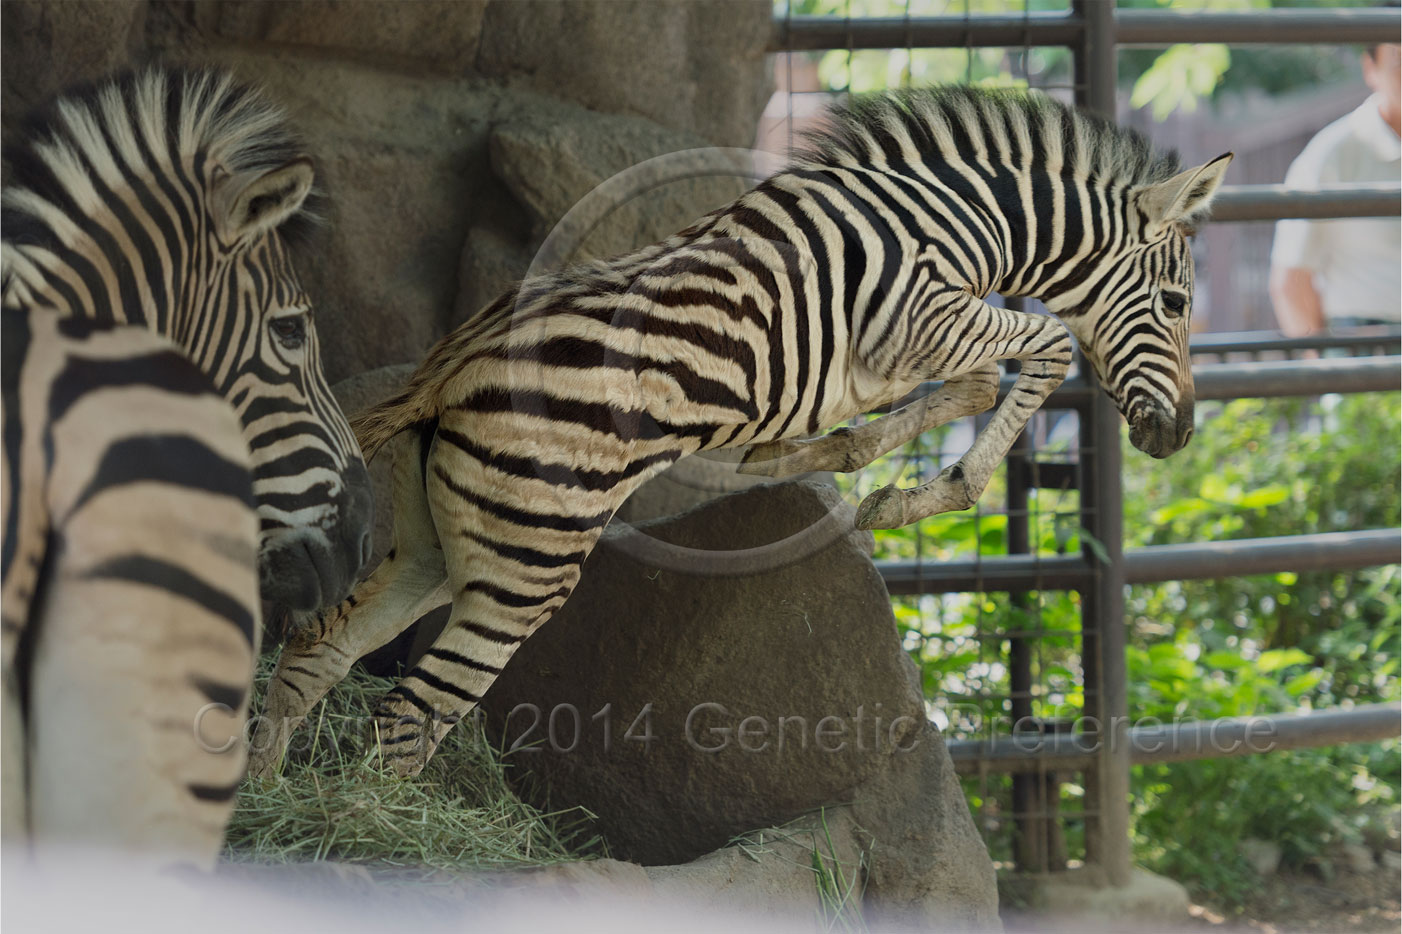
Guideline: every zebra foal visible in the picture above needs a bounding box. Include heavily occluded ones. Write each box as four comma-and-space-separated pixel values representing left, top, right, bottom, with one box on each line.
2, 69, 372, 865
253, 86, 1231, 779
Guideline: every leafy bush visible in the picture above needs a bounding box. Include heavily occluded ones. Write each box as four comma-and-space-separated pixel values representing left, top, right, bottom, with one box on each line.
869, 392, 1400, 901
1122, 392, 1401, 907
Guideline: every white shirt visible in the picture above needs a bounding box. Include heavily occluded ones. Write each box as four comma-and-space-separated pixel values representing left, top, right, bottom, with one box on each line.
1271, 95, 1402, 323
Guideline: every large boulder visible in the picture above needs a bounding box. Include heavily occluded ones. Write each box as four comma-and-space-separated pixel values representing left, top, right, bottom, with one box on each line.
0, 0, 146, 132
467, 481, 999, 926
201, 1, 489, 73
476, 0, 772, 148
477, 480, 907, 870
453, 102, 758, 327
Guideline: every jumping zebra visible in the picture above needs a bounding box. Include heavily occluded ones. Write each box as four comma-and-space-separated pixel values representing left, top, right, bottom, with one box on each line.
1, 69, 372, 864
251, 86, 1230, 779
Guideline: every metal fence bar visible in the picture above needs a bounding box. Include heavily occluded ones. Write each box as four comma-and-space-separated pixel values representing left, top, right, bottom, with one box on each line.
890, 354, 1401, 414
771, 12, 1083, 52
1191, 329, 1401, 356
1074, 0, 1132, 888
770, 8, 1398, 52
880, 527, 1400, 595
946, 703, 1402, 775
1212, 185, 1402, 222
1115, 8, 1401, 46
1193, 356, 1401, 400
1126, 528, 1400, 584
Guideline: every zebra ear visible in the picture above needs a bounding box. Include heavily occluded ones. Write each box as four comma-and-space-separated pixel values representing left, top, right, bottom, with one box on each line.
1138, 152, 1233, 233
215, 158, 315, 241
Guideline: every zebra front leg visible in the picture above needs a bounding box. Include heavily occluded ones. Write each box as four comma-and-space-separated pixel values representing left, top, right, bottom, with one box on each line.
248, 569, 449, 778
248, 432, 447, 779
737, 363, 1000, 478
856, 312, 1073, 530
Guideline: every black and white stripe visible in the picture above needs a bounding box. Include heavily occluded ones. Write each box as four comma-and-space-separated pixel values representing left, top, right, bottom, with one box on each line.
1, 68, 373, 613
254, 85, 1231, 778
2, 310, 259, 865
1, 69, 373, 865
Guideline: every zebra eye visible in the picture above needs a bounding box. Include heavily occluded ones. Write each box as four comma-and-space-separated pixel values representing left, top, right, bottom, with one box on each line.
269, 314, 306, 349
1161, 291, 1188, 318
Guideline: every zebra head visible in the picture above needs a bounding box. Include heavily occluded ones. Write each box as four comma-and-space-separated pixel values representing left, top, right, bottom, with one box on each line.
203, 158, 375, 611
0, 70, 373, 610
1054, 153, 1233, 459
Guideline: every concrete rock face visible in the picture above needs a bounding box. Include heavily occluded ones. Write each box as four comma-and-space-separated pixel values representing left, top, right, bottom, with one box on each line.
6, 5, 1000, 924
475, 481, 1000, 927
476, 0, 773, 148
1, 0, 772, 383
1, 0, 146, 123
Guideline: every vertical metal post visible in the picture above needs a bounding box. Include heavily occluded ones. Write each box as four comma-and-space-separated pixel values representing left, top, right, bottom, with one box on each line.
1072, 0, 1132, 889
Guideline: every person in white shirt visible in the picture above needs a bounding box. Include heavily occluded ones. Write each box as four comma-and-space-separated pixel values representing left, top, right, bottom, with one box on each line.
1269, 42, 1401, 335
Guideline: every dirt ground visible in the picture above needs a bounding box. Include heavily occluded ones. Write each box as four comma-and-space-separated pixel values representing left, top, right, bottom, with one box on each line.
1003, 860, 1400, 934
1186, 863, 1401, 934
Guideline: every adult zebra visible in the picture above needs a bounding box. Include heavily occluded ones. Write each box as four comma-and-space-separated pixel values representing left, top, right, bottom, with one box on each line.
252, 85, 1230, 779
1, 69, 372, 864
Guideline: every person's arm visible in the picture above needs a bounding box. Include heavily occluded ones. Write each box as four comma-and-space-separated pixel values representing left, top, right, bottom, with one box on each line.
1269, 265, 1327, 337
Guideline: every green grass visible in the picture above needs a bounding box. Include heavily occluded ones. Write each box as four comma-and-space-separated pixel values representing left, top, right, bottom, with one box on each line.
223, 657, 598, 873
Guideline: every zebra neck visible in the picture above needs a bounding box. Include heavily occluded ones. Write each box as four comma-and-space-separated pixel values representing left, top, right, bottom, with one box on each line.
3, 235, 189, 349
874, 159, 1132, 303
996, 174, 1135, 305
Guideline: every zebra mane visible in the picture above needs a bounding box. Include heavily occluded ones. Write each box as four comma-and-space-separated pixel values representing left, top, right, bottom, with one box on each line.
796, 85, 1182, 189
2, 67, 321, 250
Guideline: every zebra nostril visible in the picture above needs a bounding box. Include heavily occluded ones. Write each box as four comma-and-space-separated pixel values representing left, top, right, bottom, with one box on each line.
358, 528, 373, 569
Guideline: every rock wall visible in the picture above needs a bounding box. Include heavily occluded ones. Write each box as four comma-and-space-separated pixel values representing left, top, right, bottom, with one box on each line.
8, 5, 1002, 923
2, 0, 772, 382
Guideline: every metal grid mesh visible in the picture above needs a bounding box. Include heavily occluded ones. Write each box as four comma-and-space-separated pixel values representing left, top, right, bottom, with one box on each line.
767, 0, 1094, 871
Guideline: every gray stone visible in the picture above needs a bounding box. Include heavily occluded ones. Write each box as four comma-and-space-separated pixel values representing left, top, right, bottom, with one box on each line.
1241, 837, 1282, 878
454, 225, 535, 331
469, 481, 998, 926
207, 1, 488, 73
645, 820, 865, 923
329, 365, 416, 569
1337, 841, 1377, 875
1011, 867, 1190, 924
479, 481, 899, 866
613, 451, 792, 526
849, 721, 1001, 930
476, 0, 773, 148
1, 0, 145, 132
453, 101, 758, 329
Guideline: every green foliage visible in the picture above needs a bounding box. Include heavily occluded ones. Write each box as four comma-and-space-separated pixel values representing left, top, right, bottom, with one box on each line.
781, 0, 1365, 121
1120, 392, 1402, 908
869, 392, 1400, 901
1130, 43, 1233, 120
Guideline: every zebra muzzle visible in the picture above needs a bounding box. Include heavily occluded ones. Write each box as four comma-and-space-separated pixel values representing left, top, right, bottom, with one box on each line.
260, 460, 375, 611
1128, 403, 1193, 459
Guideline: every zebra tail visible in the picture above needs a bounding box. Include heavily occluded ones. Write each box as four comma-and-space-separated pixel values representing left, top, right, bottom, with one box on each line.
351, 379, 440, 463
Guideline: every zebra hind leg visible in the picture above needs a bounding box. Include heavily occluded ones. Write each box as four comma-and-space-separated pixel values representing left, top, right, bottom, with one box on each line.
368, 409, 644, 777
736, 363, 1000, 478
368, 543, 598, 776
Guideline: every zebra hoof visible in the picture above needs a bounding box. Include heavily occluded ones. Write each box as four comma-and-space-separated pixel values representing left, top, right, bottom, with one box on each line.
736, 440, 800, 477
856, 485, 907, 530
368, 707, 434, 778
